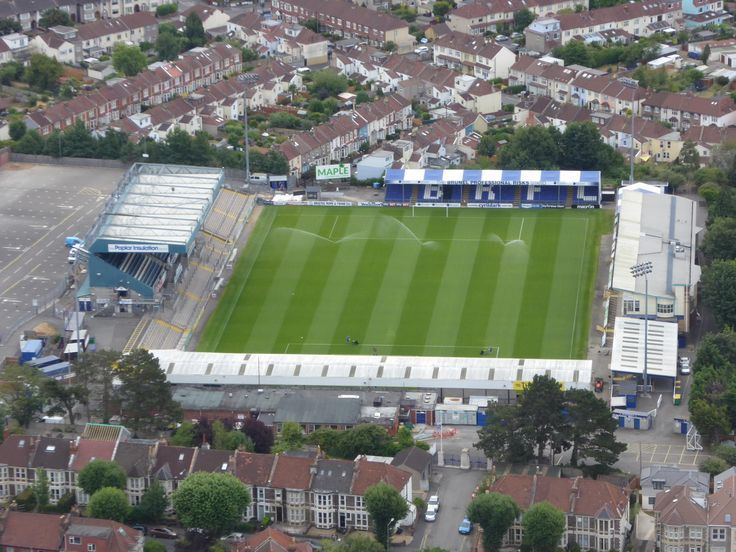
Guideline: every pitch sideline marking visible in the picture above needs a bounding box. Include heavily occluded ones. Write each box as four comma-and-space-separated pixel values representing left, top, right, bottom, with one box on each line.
283, 342, 500, 354
328, 216, 339, 240
518, 217, 525, 241
569, 217, 589, 358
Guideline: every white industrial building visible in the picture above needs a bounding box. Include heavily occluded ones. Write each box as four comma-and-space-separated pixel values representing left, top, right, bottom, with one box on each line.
152, 350, 592, 392
610, 316, 679, 382
610, 184, 701, 336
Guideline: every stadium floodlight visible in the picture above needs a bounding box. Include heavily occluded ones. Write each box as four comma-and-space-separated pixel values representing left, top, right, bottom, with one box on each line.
630, 261, 653, 393
237, 75, 251, 187
619, 77, 639, 185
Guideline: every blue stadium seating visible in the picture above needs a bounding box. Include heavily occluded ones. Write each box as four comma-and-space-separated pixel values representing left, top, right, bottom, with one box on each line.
385, 184, 413, 202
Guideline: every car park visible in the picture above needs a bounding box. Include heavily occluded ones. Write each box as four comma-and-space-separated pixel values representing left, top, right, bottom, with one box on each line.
149, 527, 177, 539
458, 518, 473, 535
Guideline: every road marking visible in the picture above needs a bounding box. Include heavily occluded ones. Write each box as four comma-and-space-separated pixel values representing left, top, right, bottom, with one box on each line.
328, 216, 339, 240
662, 445, 671, 464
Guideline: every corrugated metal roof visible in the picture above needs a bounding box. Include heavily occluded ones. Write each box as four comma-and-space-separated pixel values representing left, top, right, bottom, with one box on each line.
610, 316, 678, 378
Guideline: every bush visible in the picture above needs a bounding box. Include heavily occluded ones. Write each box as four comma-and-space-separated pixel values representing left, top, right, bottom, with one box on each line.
715, 444, 736, 466
15, 487, 36, 511
155, 2, 178, 16
701, 457, 729, 476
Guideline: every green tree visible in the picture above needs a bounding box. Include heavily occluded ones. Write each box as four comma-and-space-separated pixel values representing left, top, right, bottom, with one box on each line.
273, 421, 305, 453
0, 18, 21, 35
24, 54, 63, 93
62, 119, 97, 158
701, 457, 729, 476
715, 444, 736, 466
116, 348, 181, 432
554, 40, 591, 66
559, 121, 609, 171
337, 424, 392, 458
172, 472, 251, 536
72, 350, 120, 423
475, 404, 534, 463
59, 78, 80, 99
564, 388, 626, 467
364, 482, 408, 550
96, 129, 132, 160
170, 421, 197, 447
156, 24, 184, 60
0, 61, 23, 84
518, 375, 566, 462
308, 70, 348, 99
384, 41, 397, 52
467, 493, 519, 552
112, 43, 148, 77
78, 460, 127, 496
356, 90, 371, 105
42, 379, 87, 426
513, 8, 534, 31
321, 533, 385, 551
690, 399, 731, 445
212, 420, 254, 451
702, 44, 711, 64
33, 468, 50, 511
432, 1, 451, 17
478, 134, 496, 157
184, 13, 206, 48
0, 363, 44, 428
39, 8, 72, 28
87, 487, 130, 522
702, 259, 736, 328
136, 482, 167, 523
497, 126, 561, 169
679, 140, 701, 172
9, 120, 26, 141
13, 129, 45, 154
701, 217, 736, 261
242, 47, 258, 62
155, 2, 178, 16
522, 502, 566, 552
304, 18, 320, 33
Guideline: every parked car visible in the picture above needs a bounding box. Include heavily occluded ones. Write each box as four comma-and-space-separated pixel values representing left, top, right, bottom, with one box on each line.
424, 506, 437, 522
427, 495, 440, 510
458, 518, 473, 535
149, 527, 177, 539
132, 524, 146, 535
679, 356, 691, 375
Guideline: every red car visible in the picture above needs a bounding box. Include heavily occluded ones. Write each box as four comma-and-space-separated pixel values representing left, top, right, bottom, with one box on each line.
594, 378, 604, 393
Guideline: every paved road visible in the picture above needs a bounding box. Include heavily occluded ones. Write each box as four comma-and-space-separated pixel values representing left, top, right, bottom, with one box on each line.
408, 467, 485, 552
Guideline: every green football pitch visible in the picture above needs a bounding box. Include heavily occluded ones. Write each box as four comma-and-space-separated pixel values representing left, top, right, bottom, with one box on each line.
198, 206, 609, 359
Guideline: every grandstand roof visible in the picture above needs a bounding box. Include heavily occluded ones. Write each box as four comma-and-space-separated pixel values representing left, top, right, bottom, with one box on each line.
152, 350, 592, 391
384, 169, 601, 187
611, 185, 701, 299
89, 164, 223, 253
610, 316, 678, 379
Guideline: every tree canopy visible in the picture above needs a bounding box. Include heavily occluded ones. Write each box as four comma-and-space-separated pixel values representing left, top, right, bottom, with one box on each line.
467, 493, 519, 552
308, 70, 348, 100
112, 43, 148, 77
320, 534, 385, 552
522, 501, 566, 551
78, 460, 127, 496
272, 421, 305, 453
0, 363, 44, 428
87, 487, 130, 522
364, 482, 408, 549
39, 8, 72, 28
42, 379, 87, 426
476, 375, 625, 468
701, 217, 736, 261
183, 13, 206, 48
172, 472, 251, 536
702, 260, 736, 329
24, 54, 63, 93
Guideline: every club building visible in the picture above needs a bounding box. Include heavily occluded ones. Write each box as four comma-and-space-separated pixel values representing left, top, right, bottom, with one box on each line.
383, 169, 601, 208
608, 184, 701, 339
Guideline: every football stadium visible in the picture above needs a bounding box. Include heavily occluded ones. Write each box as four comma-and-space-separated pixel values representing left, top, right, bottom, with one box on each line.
198, 170, 608, 361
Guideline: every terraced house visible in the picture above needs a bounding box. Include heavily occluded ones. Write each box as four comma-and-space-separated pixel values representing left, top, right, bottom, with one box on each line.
446, 0, 588, 35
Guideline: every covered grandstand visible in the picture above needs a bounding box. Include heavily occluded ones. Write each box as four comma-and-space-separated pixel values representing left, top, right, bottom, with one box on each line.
384, 169, 601, 208
82, 164, 224, 308
151, 350, 592, 393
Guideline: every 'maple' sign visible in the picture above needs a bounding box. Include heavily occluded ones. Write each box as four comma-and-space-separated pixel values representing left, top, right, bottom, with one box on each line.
316, 164, 350, 180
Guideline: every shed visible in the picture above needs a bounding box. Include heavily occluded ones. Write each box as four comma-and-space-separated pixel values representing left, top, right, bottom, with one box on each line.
20, 340, 43, 364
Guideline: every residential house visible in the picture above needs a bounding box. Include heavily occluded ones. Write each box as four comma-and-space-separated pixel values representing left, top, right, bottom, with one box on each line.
180, 5, 230, 32
310, 458, 356, 531
26, 43, 242, 135
641, 465, 710, 510
0, 435, 36, 500
71, 438, 118, 505
0, 41, 12, 66
491, 474, 631, 552
272, 0, 415, 54
152, 445, 196, 504
227, 13, 261, 46
65, 516, 143, 552
31, 436, 74, 505
452, 75, 501, 114
525, 17, 563, 54
391, 446, 432, 494
432, 32, 516, 80
232, 527, 315, 552
0, 0, 57, 31
525, 0, 682, 52
191, 447, 233, 475
235, 451, 278, 522
0, 511, 65, 552
273, 396, 362, 434
271, 452, 316, 529
0, 32, 30, 62
682, 124, 736, 163
31, 30, 79, 64
595, 111, 682, 162
654, 485, 708, 552
642, 92, 736, 130
446, 0, 587, 36
113, 440, 157, 506
75, 12, 158, 58
682, 0, 731, 28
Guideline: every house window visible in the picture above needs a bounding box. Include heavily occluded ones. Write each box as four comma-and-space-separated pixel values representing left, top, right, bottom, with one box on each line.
711, 527, 727, 541
339, 495, 346, 508
317, 510, 332, 527
623, 299, 640, 314
665, 526, 683, 539
257, 488, 265, 500
689, 528, 703, 539
657, 303, 674, 315
689, 546, 702, 552
69, 537, 81, 545
88, 545, 96, 552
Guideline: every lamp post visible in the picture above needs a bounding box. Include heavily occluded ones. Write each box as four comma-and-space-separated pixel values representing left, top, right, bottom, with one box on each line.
387, 517, 395, 552
619, 77, 639, 185
630, 261, 653, 393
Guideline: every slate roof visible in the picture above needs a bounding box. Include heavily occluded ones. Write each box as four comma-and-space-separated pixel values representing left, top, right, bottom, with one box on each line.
391, 447, 432, 473
311, 459, 354, 494
0, 435, 34, 467
30, 437, 71, 470
235, 452, 276, 486
113, 441, 154, 478
191, 448, 232, 474
273, 396, 361, 425
153, 446, 195, 481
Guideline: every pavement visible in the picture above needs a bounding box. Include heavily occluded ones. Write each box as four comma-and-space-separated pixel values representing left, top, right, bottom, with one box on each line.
406, 467, 485, 552
0, 163, 124, 361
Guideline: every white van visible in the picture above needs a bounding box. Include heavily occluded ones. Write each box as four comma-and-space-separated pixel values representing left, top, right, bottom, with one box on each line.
296, 67, 311, 74
42, 416, 65, 424
249, 173, 268, 183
